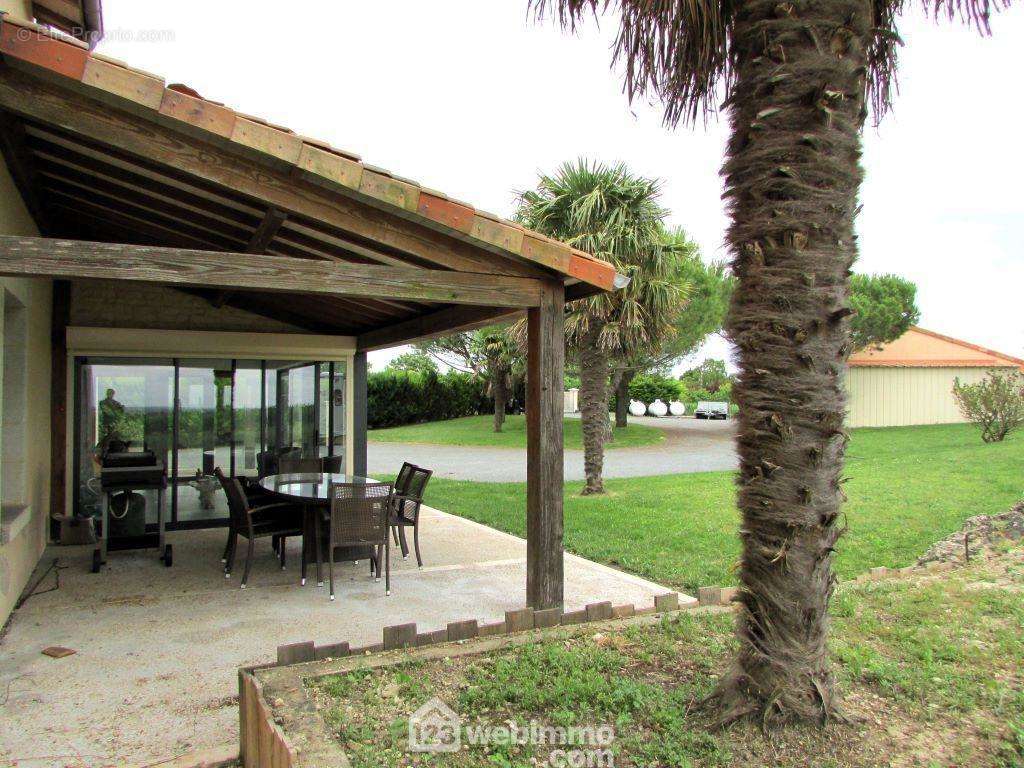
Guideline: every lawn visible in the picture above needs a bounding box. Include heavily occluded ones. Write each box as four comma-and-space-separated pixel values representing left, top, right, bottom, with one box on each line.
303, 549, 1024, 767
369, 414, 665, 449
424, 423, 1024, 592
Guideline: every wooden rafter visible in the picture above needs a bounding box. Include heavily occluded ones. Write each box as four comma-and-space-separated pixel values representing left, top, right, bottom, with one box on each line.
0, 112, 49, 230
0, 67, 552, 279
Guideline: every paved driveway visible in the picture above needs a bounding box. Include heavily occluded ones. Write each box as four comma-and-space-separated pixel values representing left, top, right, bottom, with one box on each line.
369, 416, 738, 482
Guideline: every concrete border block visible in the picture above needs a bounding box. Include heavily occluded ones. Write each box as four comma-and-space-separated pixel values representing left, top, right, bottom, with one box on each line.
480, 620, 506, 637
505, 608, 535, 633
533, 607, 561, 628
383, 623, 417, 650
611, 604, 636, 619
315, 642, 350, 660
276, 641, 315, 666
447, 620, 479, 641
350, 643, 384, 655
654, 593, 679, 612
586, 601, 614, 621
560, 609, 587, 625
698, 587, 723, 605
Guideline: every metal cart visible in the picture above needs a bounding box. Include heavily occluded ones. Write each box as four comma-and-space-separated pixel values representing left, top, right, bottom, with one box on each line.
94, 453, 170, 573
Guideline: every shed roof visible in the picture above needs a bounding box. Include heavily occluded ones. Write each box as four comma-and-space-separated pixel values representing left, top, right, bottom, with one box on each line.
849, 326, 1024, 370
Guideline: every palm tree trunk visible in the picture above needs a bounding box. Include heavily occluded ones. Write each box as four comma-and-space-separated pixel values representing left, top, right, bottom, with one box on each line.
578, 325, 609, 495
614, 369, 636, 428
709, 0, 869, 725
492, 373, 507, 433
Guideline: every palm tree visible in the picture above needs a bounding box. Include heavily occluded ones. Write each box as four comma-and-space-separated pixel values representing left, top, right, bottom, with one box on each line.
517, 159, 677, 494
479, 327, 522, 432
417, 325, 523, 432
531, 0, 1007, 725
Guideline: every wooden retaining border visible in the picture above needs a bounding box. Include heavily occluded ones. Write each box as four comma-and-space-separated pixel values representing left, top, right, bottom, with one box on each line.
237, 558, 964, 766
238, 592, 698, 767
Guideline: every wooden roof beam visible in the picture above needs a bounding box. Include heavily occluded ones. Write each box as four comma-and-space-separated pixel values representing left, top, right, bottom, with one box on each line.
357, 305, 522, 352
0, 236, 546, 307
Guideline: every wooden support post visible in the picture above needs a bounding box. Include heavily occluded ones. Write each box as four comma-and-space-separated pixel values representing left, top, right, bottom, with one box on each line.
526, 281, 565, 610
49, 280, 70, 536
352, 352, 367, 477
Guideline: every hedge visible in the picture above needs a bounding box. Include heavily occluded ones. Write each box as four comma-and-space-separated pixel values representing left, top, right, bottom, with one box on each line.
628, 374, 687, 405
367, 369, 490, 429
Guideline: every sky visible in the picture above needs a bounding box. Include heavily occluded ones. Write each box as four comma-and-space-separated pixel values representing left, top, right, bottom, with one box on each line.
94, 1, 1024, 372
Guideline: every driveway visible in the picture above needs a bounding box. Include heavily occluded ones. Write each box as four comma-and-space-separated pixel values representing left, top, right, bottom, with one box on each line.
369, 416, 738, 482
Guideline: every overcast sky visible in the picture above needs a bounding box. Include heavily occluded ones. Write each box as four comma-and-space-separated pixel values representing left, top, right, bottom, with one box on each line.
96, 1, 1024, 371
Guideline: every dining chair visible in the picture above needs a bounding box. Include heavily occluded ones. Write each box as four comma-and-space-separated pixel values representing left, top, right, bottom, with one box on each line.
318, 482, 393, 600
320, 455, 344, 473
389, 464, 433, 567
215, 468, 304, 588
278, 456, 322, 474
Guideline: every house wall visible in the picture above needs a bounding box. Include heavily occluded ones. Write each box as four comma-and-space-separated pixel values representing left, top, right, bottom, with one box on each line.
0, 144, 53, 626
846, 366, 1010, 428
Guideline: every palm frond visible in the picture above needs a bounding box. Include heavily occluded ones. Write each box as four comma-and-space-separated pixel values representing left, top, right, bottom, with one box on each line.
530, 0, 1012, 125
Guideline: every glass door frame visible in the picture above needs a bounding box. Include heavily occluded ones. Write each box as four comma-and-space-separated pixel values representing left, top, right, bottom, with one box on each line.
71, 354, 353, 531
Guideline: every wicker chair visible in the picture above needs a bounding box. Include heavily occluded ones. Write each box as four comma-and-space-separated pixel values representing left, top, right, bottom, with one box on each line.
389, 464, 432, 567
278, 456, 322, 474
320, 455, 344, 473
215, 468, 303, 588
318, 482, 393, 600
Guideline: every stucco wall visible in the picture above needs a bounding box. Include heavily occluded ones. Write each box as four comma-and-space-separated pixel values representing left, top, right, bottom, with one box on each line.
0, 146, 52, 625
70, 281, 305, 333
846, 366, 1009, 428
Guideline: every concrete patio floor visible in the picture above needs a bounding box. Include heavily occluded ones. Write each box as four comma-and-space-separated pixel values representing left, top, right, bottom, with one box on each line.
0, 507, 681, 767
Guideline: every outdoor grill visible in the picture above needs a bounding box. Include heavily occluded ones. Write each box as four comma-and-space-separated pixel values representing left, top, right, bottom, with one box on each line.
94, 451, 170, 573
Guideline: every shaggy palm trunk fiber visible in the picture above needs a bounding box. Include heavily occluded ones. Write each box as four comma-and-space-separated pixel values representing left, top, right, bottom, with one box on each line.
578, 326, 610, 494
711, 0, 870, 724
492, 374, 508, 433
614, 369, 635, 428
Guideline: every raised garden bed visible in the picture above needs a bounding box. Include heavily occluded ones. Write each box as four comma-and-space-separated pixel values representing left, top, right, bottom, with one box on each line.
239, 549, 1024, 767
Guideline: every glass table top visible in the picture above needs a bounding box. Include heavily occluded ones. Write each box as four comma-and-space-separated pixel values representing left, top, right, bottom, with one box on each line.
258, 473, 378, 501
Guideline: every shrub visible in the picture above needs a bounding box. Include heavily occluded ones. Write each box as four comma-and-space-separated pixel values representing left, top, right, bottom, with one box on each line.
952, 370, 1024, 443
367, 369, 490, 429
629, 374, 683, 405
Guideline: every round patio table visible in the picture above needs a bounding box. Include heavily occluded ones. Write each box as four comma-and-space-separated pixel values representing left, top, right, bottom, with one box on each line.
258, 472, 381, 586
258, 472, 376, 502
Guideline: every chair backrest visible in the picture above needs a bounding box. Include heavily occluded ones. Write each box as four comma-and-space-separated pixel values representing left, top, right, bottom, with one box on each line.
394, 462, 415, 495
214, 467, 250, 531
328, 482, 392, 547
256, 450, 277, 478
320, 455, 344, 474
404, 465, 433, 502
278, 456, 322, 474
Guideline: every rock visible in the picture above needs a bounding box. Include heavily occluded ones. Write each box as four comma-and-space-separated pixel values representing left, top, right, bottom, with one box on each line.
917, 500, 1024, 567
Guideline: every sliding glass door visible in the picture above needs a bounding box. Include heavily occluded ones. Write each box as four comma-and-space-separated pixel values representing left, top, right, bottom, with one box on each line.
75, 358, 174, 527
175, 360, 233, 523
73, 356, 350, 530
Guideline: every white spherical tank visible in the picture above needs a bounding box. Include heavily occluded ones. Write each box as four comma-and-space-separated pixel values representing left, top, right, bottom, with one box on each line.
628, 400, 647, 417
669, 401, 686, 416
647, 399, 668, 417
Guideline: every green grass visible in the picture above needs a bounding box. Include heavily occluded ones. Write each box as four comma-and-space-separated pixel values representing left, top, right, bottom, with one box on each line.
424, 424, 1024, 592
306, 550, 1024, 767
368, 414, 665, 449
